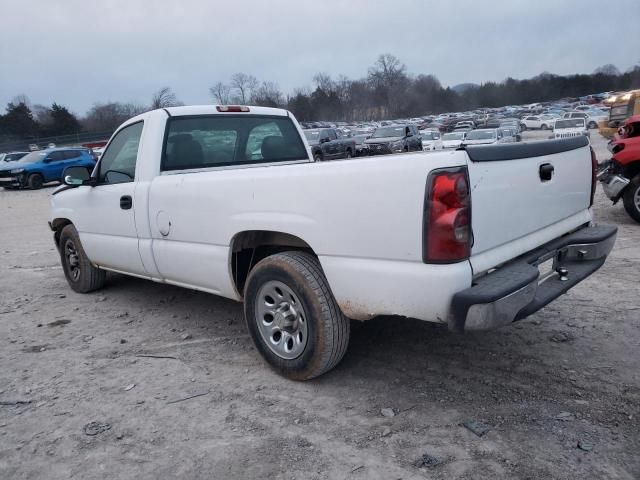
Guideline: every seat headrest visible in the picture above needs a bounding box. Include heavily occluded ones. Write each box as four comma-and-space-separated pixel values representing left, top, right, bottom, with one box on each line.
261, 136, 287, 161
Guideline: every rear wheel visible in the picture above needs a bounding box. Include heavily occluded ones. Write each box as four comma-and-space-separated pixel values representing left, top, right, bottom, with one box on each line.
59, 224, 106, 293
244, 251, 350, 380
27, 173, 44, 190
622, 176, 640, 223
520, 124, 527, 131
313, 152, 323, 161
588, 121, 598, 129
541, 124, 548, 130
345, 150, 352, 159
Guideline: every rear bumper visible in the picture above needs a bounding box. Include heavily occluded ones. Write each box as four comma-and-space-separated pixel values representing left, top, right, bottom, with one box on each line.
450, 224, 617, 332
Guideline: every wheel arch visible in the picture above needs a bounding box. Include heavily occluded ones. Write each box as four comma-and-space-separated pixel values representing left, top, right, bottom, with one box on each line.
51, 218, 73, 248
229, 230, 317, 297
623, 161, 640, 181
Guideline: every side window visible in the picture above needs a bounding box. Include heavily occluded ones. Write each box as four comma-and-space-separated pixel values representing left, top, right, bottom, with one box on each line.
63, 150, 81, 160
98, 122, 143, 184
47, 151, 66, 162
326, 129, 337, 141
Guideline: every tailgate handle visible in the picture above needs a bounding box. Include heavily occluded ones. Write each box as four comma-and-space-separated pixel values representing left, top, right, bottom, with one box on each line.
539, 163, 554, 181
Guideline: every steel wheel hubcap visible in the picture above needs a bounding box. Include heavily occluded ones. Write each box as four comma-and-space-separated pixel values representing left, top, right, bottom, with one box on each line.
255, 280, 308, 359
634, 186, 640, 212
65, 240, 81, 281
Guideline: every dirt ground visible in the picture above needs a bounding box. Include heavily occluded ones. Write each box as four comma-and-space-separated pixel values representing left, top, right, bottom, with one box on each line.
0, 131, 638, 480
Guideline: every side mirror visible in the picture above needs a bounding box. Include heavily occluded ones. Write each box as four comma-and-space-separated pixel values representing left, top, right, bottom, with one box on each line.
63, 166, 92, 186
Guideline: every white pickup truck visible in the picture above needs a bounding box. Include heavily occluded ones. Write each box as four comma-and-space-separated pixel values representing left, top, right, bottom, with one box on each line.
49, 105, 617, 380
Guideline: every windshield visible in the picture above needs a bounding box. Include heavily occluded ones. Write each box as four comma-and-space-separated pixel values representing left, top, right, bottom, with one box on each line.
466, 130, 496, 140
443, 133, 464, 140
555, 119, 585, 129
5, 152, 27, 161
17, 151, 47, 164
372, 126, 405, 138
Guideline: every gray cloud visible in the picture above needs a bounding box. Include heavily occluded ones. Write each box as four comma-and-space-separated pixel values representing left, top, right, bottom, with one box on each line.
0, 0, 638, 114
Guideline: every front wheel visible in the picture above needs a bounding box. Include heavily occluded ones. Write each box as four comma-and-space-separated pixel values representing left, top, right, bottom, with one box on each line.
313, 152, 323, 161
541, 124, 548, 130
244, 251, 350, 380
27, 173, 44, 190
622, 177, 640, 223
59, 224, 106, 293
588, 121, 598, 129
345, 150, 352, 159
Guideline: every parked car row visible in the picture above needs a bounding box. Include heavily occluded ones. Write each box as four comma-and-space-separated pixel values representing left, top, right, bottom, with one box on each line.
0, 147, 96, 189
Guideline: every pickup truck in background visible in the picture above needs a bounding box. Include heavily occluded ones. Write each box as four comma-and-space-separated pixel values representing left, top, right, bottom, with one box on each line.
364, 124, 422, 154
303, 127, 356, 161
50, 105, 616, 380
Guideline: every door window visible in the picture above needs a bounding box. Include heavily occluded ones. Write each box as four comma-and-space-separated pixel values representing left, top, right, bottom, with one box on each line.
98, 122, 143, 184
327, 129, 337, 141
63, 150, 82, 160
46, 151, 66, 162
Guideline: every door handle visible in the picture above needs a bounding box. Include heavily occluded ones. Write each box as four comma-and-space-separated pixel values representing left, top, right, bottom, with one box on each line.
539, 163, 554, 181
120, 195, 132, 210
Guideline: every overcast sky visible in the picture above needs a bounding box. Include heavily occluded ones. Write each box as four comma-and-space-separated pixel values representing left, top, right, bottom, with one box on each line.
1, 0, 638, 115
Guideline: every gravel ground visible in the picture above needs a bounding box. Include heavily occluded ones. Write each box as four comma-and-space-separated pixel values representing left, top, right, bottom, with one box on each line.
0, 131, 638, 479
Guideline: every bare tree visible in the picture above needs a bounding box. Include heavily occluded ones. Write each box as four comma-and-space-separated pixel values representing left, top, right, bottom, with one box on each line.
251, 81, 284, 107
32, 104, 53, 127
368, 53, 407, 88
594, 64, 621, 76
230, 73, 259, 104
151, 87, 180, 109
312, 73, 334, 92
209, 82, 231, 104
11, 94, 31, 107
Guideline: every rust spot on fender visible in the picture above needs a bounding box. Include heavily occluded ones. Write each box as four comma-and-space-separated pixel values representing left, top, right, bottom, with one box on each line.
338, 299, 374, 321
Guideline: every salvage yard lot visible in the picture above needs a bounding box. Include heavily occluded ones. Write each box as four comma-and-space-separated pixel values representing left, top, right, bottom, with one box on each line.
0, 132, 638, 479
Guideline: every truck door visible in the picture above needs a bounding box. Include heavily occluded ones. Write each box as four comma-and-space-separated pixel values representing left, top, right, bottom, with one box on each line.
71, 121, 148, 275
327, 129, 339, 158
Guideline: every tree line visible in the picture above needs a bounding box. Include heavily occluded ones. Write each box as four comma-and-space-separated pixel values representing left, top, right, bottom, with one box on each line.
2, 55, 639, 144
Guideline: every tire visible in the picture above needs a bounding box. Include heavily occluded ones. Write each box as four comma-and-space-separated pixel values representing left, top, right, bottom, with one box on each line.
520, 124, 527, 131
244, 251, 350, 380
59, 224, 106, 293
345, 150, 352, 159
541, 124, 548, 130
313, 152, 323, 161
622, 176, 640, 223
588, 121, 597, 129
27, 173, 44, 190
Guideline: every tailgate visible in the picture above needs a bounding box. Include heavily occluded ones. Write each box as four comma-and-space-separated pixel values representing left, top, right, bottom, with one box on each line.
466, 137, 593, 273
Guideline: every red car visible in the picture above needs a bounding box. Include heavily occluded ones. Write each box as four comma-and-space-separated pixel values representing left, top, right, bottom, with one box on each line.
599, 115, 640, 222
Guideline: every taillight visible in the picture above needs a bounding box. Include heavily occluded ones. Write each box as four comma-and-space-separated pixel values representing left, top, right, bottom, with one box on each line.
216, 105, 250, 112
590, 146, 597, 207
423, 167, 471, 263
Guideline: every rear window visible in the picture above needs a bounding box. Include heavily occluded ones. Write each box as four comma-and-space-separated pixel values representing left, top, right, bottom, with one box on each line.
162, 115, 308, 171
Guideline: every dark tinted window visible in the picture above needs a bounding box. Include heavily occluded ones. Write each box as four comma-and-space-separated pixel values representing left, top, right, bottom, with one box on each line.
99, 122, 143, 184
47, 151, 66, 162
63, 150, 82, 160
162, 115, 308, 171
327, 129, 337, 141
